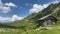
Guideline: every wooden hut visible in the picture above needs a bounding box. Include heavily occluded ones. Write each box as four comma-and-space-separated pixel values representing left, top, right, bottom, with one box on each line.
38, 14, 58, 26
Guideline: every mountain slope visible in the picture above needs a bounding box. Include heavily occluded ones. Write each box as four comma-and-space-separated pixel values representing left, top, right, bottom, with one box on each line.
8, 2, 60, 29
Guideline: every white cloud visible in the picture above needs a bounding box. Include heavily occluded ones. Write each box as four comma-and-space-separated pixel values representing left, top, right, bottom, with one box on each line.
2, 7, 11, 13
29, 0, 60, 14
0, 0, 23, 23
29, 4, 49, 14
0, 15, 24, 23
0, 0, 17, 14
5, 2, 17, 7
12, 15, 23, 21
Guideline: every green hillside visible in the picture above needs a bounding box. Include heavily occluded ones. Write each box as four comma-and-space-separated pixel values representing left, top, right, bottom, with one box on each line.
7, 2, 60, 34
0, 2, 60, 34
10, 3, 60, 27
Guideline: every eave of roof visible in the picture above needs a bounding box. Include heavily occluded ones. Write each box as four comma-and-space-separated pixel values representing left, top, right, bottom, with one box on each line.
38, 14, 52, 20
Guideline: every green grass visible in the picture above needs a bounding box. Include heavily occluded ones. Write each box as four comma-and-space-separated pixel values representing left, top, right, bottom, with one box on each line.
0, 20, 59, 34
0, 25, 60, 34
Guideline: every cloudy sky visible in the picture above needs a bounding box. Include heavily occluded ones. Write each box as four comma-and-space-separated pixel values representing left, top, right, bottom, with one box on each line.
0, 0, 60, 23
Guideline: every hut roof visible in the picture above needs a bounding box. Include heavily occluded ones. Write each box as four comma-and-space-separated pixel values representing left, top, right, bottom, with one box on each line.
38, 14, 56, 20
